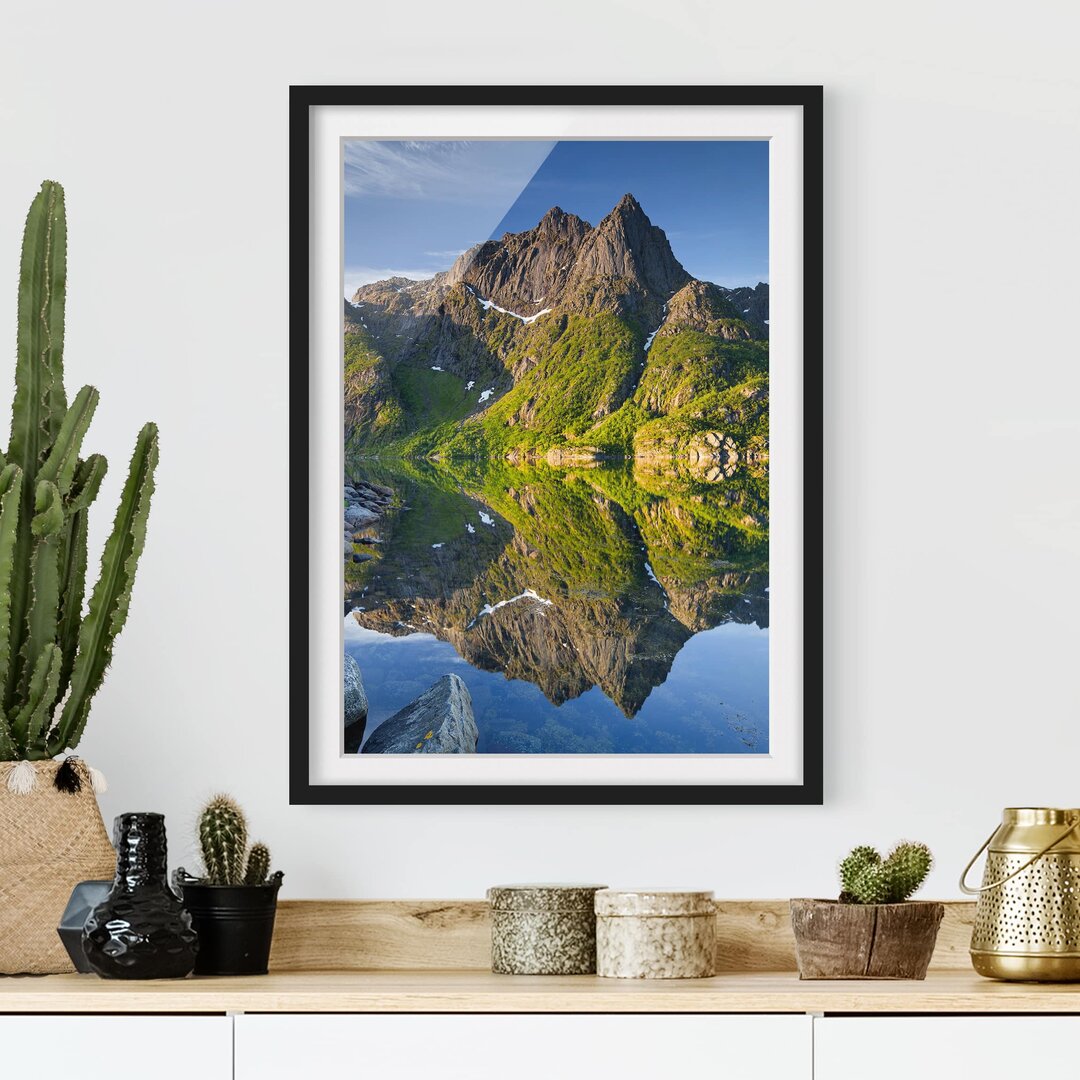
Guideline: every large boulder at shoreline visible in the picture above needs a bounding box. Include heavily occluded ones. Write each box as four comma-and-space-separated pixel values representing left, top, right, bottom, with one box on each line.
361, 674, 477, 755
344, 654, 369, 753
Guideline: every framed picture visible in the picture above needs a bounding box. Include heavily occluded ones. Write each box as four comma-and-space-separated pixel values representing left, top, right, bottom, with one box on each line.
290, 86, 822, 804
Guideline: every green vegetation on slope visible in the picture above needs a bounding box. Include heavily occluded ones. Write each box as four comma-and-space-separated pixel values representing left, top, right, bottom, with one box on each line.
343, 330, 405, 450
347, 302, 770, 465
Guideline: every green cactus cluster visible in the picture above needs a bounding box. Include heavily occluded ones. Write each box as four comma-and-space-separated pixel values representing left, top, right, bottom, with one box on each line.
0, 181, 158, 762
839, 841, 933, 904
198, 794, 273, 886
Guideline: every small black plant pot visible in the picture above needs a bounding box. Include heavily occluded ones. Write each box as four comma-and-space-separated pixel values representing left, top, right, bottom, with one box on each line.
176, 870, 283, 976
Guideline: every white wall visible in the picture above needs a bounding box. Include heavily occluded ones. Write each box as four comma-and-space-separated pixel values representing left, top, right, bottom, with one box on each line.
2, 0, 1078, 900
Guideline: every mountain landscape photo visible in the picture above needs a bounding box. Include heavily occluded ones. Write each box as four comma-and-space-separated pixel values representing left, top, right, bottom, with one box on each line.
340, 140, 769, 756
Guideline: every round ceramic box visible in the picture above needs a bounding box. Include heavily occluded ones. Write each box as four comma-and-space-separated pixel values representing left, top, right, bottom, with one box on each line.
595, 889, 716, 979
488, 884, 607, 975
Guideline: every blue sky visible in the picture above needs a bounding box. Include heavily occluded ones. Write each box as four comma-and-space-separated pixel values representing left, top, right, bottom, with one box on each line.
343, 140, 768, 297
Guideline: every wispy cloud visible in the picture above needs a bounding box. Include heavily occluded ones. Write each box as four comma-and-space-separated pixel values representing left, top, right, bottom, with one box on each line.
344, 140, 555, 203
424, 248, 469, 261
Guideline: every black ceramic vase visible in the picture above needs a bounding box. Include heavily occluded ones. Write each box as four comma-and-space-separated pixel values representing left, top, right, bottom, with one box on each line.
82, 813, 198, 979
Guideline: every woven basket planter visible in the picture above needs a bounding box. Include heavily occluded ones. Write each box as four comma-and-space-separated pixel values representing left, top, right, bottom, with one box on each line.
0, 760, 116, 974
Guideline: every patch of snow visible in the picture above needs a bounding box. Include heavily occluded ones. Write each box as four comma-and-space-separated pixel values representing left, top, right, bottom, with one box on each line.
644, 561, 670, 610
644, 326, 661, 351
478, 388, 494, 404
468, 286, 552, 325
764, 319, 770, 325
466, 380, 475, 390
470, 589, 554, 626
743, 308, 750, 313
431, 543, 444, 549
430, 366, 444, 372
466, 523, 476, 534
478, 511, 495, 527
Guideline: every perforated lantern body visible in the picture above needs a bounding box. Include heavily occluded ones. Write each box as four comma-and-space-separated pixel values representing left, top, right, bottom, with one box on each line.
969, 808, 1080, 981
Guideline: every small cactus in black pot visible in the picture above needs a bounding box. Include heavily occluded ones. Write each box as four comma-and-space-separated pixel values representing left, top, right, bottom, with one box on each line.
176, 794, 282, 976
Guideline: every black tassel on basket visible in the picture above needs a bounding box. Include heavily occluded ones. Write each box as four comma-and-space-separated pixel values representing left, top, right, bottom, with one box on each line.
54, 757, 83, 794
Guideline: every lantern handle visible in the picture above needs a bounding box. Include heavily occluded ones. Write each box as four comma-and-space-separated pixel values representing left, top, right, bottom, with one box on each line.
959, 814, 1080, 895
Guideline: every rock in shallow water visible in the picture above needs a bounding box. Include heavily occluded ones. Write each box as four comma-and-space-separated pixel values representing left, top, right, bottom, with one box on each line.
344, 654, 369, 752
361, 674, 477, 754
345, 504, 379, 528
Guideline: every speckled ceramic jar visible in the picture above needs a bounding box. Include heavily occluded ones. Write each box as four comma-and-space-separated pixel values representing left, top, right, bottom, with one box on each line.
595, 889, 716, 979
488, 884, 606, 975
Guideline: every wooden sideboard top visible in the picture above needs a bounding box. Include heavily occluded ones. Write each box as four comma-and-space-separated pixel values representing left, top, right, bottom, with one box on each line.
5, 898, 1076, 1014
3, 969, 1080, 1014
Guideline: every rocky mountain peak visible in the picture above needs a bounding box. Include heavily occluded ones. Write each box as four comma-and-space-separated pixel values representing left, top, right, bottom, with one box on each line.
613, 191, 646, 217
537, 205, 589, 238
355, 195, 706, 329
659, 280, 758, 342
568, 194, 690, 304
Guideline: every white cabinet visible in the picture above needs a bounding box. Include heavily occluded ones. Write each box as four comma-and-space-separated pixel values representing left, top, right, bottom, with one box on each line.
0, 1016, 232, 1080
816, 1017, 1080, 1080
234, 1014, 812, 1080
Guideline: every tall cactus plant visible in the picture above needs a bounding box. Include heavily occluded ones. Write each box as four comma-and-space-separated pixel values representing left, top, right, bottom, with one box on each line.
0, 181, 158, 761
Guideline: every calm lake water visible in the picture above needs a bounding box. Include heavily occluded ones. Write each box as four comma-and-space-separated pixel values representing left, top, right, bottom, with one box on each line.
345, 459, 769, 754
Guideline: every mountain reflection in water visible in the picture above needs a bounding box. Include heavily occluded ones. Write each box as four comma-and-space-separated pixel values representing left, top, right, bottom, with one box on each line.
344, 458, 768, 754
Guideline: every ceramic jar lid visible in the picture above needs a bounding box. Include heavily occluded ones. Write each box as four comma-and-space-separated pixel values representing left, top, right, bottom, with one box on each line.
594, 889, 716, 918
487, 884, 607, 913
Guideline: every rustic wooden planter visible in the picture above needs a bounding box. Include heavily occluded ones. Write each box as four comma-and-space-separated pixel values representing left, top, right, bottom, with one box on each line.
790, 899, 944, 980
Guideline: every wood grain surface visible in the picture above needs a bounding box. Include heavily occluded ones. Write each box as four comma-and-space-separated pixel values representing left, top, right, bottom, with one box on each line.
267, 898, 978, 973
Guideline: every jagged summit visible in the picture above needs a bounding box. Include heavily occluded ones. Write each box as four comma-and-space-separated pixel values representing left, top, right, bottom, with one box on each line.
537, 205, 588, 234
614, 192, 645, 215
360, 195, 691, 323
566, 194, 689, 306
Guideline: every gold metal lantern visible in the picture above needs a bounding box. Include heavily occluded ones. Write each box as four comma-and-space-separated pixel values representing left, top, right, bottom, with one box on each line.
962, 808, 1080, 981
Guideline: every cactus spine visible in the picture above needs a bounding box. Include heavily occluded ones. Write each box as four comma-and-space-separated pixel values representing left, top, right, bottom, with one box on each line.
197, 794, 274, 886
0, 181, 158, 761
839, 841, 933, 904
244, 842, 271, 886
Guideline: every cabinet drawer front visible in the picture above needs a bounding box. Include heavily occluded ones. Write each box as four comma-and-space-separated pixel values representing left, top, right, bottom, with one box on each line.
0, 1016, 232, 1080
816, 1017, 1080, 1080
235, 1014, 811, 1080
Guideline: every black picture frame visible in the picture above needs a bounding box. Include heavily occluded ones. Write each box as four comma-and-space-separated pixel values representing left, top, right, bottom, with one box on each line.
289, 85, 823, 806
